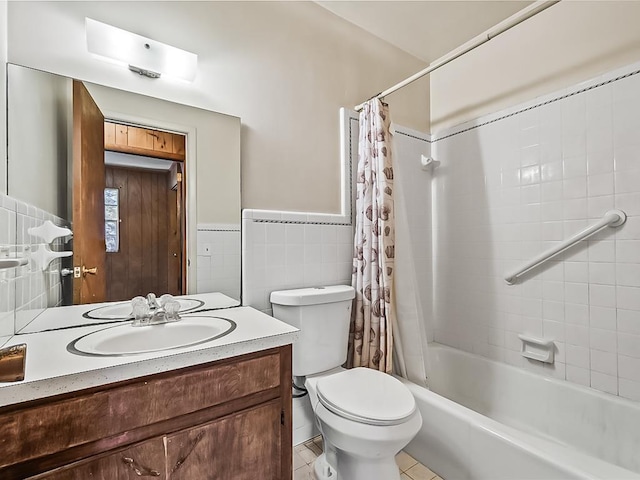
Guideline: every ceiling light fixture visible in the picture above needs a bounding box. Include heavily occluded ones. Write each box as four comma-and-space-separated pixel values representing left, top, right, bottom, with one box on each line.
85, 18, 198, 82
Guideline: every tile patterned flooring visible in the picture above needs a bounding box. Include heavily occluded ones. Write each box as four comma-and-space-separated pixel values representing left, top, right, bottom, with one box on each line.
293, 436, 445, 480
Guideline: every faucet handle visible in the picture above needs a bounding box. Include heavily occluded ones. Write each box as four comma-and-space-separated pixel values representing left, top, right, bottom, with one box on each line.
164, 300, 181, 321
159, 294, 174, 307
132, 297, 150, 326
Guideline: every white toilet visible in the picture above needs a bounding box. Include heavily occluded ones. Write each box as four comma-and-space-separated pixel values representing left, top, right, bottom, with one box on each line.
270, 285, 422, 480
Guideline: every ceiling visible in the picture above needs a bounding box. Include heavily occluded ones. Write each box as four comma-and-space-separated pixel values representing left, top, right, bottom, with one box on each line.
315, 1, 533, 64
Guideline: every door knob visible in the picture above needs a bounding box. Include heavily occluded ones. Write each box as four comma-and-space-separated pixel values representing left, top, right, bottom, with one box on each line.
82, 266, 98, 277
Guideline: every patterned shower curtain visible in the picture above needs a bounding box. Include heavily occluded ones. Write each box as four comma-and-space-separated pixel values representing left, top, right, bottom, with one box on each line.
347, 98, 395, 374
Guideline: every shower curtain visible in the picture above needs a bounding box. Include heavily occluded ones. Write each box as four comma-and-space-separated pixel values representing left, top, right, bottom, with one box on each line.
347, 98, 396, 374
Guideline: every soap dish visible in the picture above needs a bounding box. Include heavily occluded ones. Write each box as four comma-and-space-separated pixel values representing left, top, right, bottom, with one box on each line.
518, 334, 555, 364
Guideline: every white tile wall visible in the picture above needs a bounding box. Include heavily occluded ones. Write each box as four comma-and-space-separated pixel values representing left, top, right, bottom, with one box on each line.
0, 192, 70, 340
241, 210, 353, 316
14, 199, 70, 332
431, 61, 640, 401
196, 224, 241, 300
0, 194, 17, 344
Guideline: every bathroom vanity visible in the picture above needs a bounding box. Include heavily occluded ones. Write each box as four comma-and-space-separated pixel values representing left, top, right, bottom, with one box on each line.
0, 306, 298, 480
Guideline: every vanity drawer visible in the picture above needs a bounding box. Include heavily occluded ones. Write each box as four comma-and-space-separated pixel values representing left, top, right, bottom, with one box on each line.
0, 348, 282, 471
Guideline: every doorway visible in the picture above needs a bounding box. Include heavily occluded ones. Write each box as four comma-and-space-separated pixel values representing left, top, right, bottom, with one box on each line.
102, 123, 187, 302
72, 80, 189, 305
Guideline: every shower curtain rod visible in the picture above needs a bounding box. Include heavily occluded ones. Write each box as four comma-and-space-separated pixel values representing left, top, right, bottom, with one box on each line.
354, 0, 560, 111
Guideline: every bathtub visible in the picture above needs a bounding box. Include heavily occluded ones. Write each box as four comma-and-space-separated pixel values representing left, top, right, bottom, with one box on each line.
402, 344, 640, 480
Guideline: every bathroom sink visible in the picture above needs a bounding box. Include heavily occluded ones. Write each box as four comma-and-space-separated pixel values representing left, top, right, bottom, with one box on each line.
82, 298, 205, 320
67, 315, 236, 356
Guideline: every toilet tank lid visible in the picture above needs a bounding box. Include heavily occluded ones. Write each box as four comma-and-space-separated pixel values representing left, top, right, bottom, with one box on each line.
270, 285, 355, 306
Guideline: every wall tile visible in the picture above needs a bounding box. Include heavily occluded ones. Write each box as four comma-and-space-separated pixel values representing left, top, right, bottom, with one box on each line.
432, 63, 640, 400
619, 379, 640, 402
590, 371, 618, 395
617, 286, 640, 311
618, 332, 640, 359
618, 309, 640, 335
0, 193, 71, 335
196, 226, 241, 300
619, 355, 640, 382
242, 214, 352, 314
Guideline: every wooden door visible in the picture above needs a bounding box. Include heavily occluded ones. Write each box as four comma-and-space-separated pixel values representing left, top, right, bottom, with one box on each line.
165, 401, 282, 480
168, 167, 182, 295
105, 167, 180, 301
34, 437, 165, 480
72, 81, 106, 304
173, 162, 185, 295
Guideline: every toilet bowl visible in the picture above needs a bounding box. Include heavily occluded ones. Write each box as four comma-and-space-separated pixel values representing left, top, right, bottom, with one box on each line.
305, 367, 422, 480
269, 286, 422, 480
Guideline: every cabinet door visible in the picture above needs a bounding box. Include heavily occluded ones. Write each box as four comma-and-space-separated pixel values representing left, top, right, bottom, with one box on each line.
166, 401, 282, 480
34, 437, 165, 480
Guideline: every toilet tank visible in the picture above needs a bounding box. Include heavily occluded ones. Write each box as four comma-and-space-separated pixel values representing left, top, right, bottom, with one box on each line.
270, 286, 355, 377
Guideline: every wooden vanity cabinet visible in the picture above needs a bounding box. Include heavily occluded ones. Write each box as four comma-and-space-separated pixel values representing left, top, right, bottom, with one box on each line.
0, 346, 292, 480
32, 437, 166, 479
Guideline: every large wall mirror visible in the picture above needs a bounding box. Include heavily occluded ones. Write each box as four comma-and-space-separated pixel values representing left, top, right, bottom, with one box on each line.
7, 64, 241, 334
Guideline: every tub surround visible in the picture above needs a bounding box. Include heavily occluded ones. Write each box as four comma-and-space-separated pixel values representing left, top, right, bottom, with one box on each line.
431, 60, 640, 401
0, 305, 298, 407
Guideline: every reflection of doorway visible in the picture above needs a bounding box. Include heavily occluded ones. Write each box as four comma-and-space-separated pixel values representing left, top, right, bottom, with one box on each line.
103, 124, 187, 302
71, 79, 187, 304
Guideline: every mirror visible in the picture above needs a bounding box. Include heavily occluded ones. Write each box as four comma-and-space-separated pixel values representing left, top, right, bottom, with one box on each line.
7, 64, 242, 333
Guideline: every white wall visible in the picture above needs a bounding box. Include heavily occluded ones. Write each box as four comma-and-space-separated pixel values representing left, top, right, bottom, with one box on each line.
431, 62, 640, 402
7, 66, 71, 218
431, 1, 640, 131
7, 1, 429, 215
0, 0, 7, 194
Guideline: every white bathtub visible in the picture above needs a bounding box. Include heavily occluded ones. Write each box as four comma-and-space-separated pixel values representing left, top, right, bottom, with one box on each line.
402, 344, 640, 480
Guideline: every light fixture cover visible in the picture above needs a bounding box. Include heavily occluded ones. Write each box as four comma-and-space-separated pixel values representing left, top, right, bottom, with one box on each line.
86, 18, 197, 82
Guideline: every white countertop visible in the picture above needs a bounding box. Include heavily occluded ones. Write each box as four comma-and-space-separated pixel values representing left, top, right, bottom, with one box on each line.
0, 306, 298, 408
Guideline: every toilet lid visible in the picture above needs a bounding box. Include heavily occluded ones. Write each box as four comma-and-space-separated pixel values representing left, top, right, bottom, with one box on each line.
316, 367, 416, 426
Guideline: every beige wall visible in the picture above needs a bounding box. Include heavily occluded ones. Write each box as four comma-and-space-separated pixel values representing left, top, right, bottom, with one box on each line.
7, 1, 429, 214
84, 83, 241, 225
431, 1, 640, 131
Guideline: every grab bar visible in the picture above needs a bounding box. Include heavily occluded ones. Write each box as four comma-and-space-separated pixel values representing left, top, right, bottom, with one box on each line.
505, 209, 626, 285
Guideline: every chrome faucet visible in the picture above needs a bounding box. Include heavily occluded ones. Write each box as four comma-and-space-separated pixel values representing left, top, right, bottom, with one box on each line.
146, 293, 160, 309
131, 294, 181, 326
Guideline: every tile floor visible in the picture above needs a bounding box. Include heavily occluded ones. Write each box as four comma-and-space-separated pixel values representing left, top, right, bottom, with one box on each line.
293, 436, 445, 480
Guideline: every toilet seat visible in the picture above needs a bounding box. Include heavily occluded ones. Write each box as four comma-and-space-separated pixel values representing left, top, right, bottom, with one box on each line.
316, 367, 416, 426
